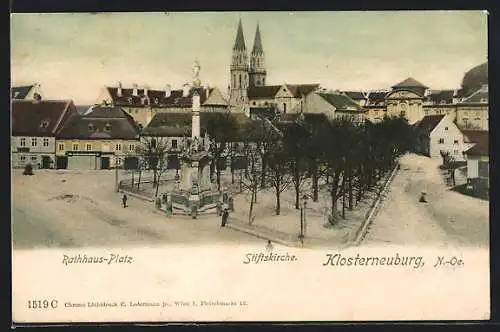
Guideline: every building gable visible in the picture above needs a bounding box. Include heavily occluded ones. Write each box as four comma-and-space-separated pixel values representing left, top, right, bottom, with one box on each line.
202, 87, 228, 106
386, 89, 423, 100
275, 85, 295, 99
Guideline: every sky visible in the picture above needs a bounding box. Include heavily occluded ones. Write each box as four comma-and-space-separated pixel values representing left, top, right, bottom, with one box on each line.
11, 11, 488, 105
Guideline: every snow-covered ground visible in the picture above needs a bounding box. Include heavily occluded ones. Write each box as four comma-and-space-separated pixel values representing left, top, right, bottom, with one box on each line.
365, 153, 489, 248
12, 170, 260, 249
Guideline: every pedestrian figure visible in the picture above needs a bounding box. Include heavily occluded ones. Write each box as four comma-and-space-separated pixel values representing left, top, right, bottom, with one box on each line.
419, 191, 427, 203
122, 194, 128, 208
265, 240, 273, 252
221, 208, 229, 227
216, 201, 222, 216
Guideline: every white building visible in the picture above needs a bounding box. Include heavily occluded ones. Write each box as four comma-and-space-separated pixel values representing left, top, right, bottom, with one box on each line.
414, 114, 467, 162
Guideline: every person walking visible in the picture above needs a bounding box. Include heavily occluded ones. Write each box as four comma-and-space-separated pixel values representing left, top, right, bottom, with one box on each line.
221, 208, 229, 227
122, 194, 128, 208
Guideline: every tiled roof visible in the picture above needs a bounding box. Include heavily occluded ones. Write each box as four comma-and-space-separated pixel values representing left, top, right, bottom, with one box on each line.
11, 85, 34, 100
317, 92, 362, 111
415, 115, 445, 134
11, 100, 75, 137
141, 111, 282, 142
426, 90, 456, 104
285, 84, 320, 98
57, 106, 140, 139
462, 130, 488, 144
392, 77, 428, 89
248, 85, 282, 99
342, 91, 367, 100
464, 138, 488, 156
366, 91, 387, 106
106, 86, 215, 108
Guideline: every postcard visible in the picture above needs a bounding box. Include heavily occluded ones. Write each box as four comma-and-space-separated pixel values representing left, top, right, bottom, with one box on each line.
11, 11, 490, 323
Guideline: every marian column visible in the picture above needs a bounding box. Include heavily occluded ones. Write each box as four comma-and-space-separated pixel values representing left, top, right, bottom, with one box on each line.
191, 60, 201, 141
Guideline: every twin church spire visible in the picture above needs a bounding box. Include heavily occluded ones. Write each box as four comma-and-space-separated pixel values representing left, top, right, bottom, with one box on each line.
229, 19, 267, 107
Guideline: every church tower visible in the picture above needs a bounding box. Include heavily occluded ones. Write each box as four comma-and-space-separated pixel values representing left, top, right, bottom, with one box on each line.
229, 19, 249, 108
249, 23, 266, 87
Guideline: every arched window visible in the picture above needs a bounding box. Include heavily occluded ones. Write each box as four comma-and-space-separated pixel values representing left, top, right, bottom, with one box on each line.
239, 74, 242, 88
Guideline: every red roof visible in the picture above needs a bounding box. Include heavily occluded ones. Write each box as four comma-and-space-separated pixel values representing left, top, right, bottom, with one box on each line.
11, 100, 76, 137
464, 133, 489, 156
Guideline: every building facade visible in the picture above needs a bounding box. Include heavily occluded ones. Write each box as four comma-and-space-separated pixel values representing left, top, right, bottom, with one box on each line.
96, 83, 228, 128
11, 100, 76, 169
414, 114, 467, 161
55, 105, 140, 169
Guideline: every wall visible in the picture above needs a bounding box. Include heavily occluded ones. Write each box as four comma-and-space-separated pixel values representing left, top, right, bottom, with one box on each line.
456, 105, 488, 131
429, 116, 466, 161
56, 138, 139, 168
386, 90, 424, 124
301, 93, 336, 117
467, 157, 479, 179
11, 136, 56, 168
423, 105, 457, 121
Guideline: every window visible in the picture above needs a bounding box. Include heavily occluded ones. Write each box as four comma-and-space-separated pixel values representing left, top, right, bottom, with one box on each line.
20, 138, 26, 147
480, 98, 487, 103
438, 138, 444, 144
43, 138, 49, 147
252, 102, 256, 106
171, 140, 178, 149
283, 103, 287, 113
20, 155, 26, 162
104, 123, 112, 132
88, 123, 95, 132
73, 143, 79, 151
453, 150, 459, 155
58, 143, 65, 151
31, 138, 37, 147
116, 157, 122, 165
86, 144, 92, 151
115, 144, 122, 151
454, 140, 459, 144
128, 144, 135, 152
31, 156, 37, 162
40, 121, 49, 128
445, 126, 448, 131
440, 100, 446, 104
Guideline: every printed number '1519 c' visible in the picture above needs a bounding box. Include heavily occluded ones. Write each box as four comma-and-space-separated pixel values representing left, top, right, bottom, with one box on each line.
28, 300, 58, 309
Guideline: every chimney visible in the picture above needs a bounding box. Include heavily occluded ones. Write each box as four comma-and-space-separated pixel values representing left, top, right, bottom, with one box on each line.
132, 84, 138, 96
143, 85, 149, 97
205, 86, 210, 100
117, 82, 122, 97
182, 84, 190, 97
165, 84, 171, 98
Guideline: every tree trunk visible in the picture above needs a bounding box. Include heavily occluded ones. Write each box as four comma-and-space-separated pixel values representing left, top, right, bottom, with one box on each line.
312, 166, 319, 202
216, 168, 221, 191
294, 164, 300, 210
348, 169, 353, 210
248, 191, 255, 224
260, 159, 267, 189
137, 168, 142, 191
275, 189, 281, 215
342, 179, 346, 219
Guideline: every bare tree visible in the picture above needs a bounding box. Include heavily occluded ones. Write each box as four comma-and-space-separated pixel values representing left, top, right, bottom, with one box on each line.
241, 142, 263, 224
266, 141, 292, 215
136, 136, 170, 189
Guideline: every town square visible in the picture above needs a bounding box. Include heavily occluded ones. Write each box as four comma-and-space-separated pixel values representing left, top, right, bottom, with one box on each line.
11, 11, 489, 250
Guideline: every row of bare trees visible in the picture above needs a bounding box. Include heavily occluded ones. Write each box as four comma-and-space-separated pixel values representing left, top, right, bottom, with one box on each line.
238, 115, 415, 224
131, 112, 414, 224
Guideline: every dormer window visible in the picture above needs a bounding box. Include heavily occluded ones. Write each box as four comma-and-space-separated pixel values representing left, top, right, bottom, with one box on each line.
480, 98, 487, 103
88, 123, 95, 132
39, 120, 50, 129
128, 97, 132, 103
440, 100, 446, 104
104, 123, 112, 132
154, 98, 159, 104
